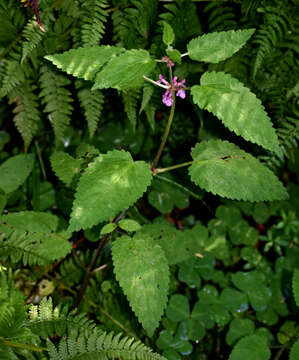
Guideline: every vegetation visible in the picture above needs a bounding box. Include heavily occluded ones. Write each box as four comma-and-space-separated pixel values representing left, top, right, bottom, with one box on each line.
0, 0, 298, 359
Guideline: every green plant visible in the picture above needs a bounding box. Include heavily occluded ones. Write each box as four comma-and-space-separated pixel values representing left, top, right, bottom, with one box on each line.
0, 1, 298, 359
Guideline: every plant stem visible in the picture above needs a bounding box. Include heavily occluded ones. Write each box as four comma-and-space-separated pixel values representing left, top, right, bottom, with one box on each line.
74, 210, 126, 309
151, 95, 176, 170
35, 140, 46, 180
1, 339, 46, 352
155, 161, 193, 173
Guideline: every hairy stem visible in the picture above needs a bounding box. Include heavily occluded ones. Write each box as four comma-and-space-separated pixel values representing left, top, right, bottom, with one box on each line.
155, 161, 193, 173
74, 210, 126, 308
151, 95, 176, 170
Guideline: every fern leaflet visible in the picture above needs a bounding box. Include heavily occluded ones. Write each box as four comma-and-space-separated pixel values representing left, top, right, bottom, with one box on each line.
8, 81, 40, 151
77, 87, 104, 139
39, 65, 73, 142
81, 0, 108, 47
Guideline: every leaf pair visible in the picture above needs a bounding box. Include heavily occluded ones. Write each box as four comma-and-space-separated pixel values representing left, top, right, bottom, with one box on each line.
45, 46, 156, 91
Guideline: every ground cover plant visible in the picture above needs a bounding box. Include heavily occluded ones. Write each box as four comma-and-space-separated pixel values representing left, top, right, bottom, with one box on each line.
0, 0, 299, 359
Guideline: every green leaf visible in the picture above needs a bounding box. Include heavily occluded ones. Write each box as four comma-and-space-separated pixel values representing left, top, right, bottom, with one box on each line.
92, 49, 156, 90
45, 46, 124, 81
187, 29, 255, 63
100, 223, 117, 235
112, 233, 169, 336
163, 22, 175, 46
118, 219, 141, 232
189, 140, 288, 201
191, 72, 281, 154
290, 339, 299, 360
231, 271, 271, 311
166, 49, 182, 64
138, 224, 202, 265
220, 288, 248, 313
229, 335, 270, 360
277, 321, 297, 344
226, 318, 255, 346
148, 176, 189, 214
292, 269, 299, 307
229, 220, 258, 246
0, 154, 34, 194
0, 212, 72, 265
50, 152, 83, 186
166, 294, 190, 322
69, 150, 152, 232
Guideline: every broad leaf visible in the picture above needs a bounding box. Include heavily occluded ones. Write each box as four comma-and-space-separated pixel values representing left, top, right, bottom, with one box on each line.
187, 29, 255, 63
92, 49, 156, 90
188, 140, 288, 201
229, 335, 270, 360
68, 150, 152, 231
50, 151, 83, 186
292, 269, 299, 307
45, 46, 124, 81
0, 154, 34, 194
112, 233, 169, 336
0, 212, 71, 265
191, 72, 281, 154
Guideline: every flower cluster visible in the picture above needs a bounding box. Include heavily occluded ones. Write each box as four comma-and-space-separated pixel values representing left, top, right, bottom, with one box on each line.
157, 74, 186, 107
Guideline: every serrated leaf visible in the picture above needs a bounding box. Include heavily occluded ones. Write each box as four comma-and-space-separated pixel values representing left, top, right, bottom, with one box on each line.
163, 22, 175, 46
68, 150, 152, 232
191, 72, 281, 154
290, 339, 299, 360
112, 233, 169, 336
45, 46, 124, 81
229, 335, 270, 360
189, 140, 288, 201
187, 29, 255, 63
292, 269, 299, 307
50, 152, 83, 186
92, 49, 156, 90
0, 154, 34, 194
118, 219, 141, 232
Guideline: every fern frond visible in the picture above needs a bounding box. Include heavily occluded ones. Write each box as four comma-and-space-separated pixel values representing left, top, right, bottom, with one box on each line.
0, 60, 26, 99
47, 330, 166, 360
0, 211, 72, 266
27, 298, 98, 339
122, 89, 141, 131
253, 5, 291, 78
81, 0, 108, 47
8, 81, 40, 151
39, 65, 73, 142
112, 0, 158, 49
0, 270, 27, 340
21, 18, 48, 64
77, 87, 104, 139
260, 117, 299, 169
159, 0, 201, 45
203, 2, 237, 32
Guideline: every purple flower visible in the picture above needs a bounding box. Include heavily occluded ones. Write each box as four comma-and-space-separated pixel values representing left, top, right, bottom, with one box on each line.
157, 74, 186, 107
